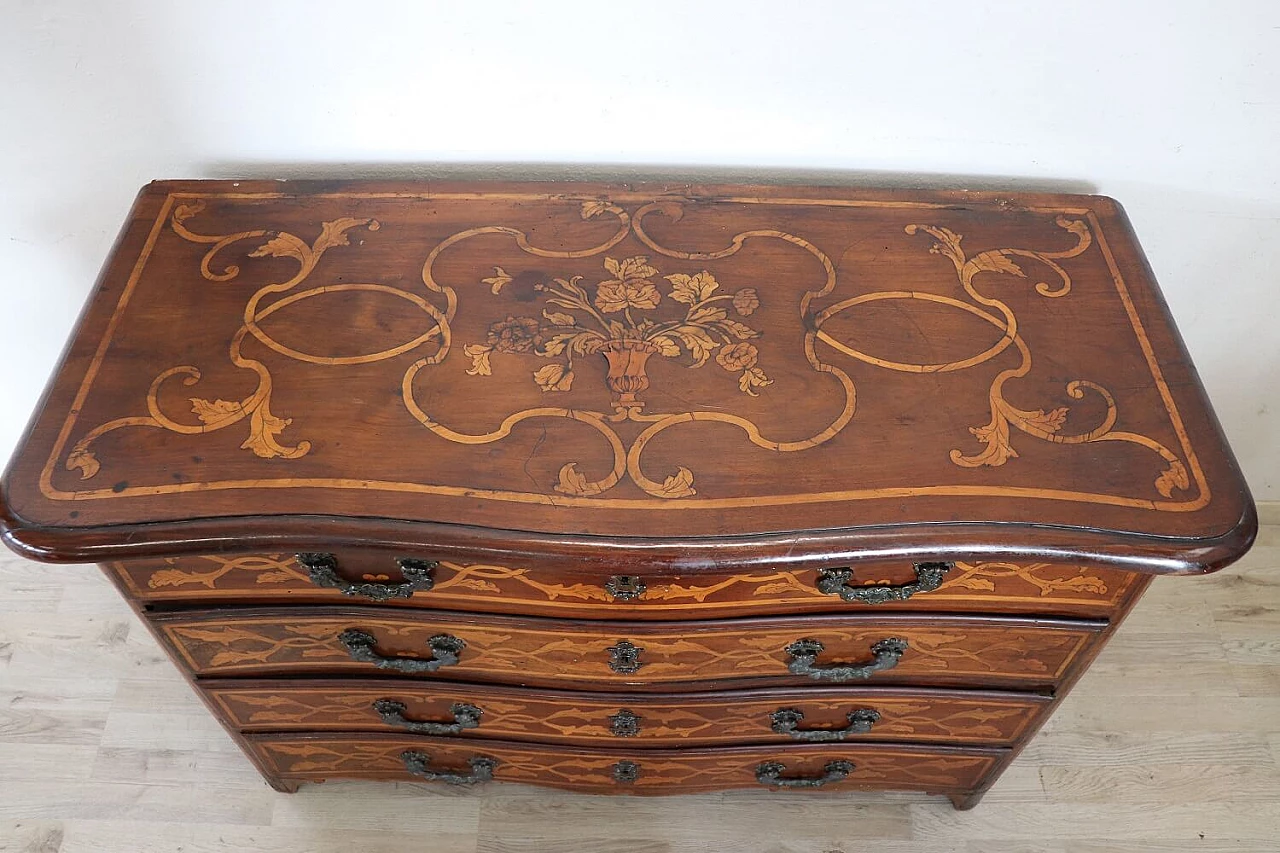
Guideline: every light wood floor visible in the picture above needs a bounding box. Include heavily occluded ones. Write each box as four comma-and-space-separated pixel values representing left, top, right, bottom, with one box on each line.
2, 520, 1278, 852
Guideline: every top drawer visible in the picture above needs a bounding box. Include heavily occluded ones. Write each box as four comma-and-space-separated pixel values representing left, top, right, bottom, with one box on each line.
109, 551, 1140, 619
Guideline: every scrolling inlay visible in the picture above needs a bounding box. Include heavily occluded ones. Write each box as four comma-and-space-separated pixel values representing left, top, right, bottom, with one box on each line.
163, 617, 1090, 684
213, 688, 1038, 744
258, 739, 995, 791
52, 193, 1202, 511
127, 555, 1127, 609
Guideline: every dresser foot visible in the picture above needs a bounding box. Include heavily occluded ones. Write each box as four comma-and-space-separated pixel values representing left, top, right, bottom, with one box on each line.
948, 791, 984, 810
269, 778, 301, 794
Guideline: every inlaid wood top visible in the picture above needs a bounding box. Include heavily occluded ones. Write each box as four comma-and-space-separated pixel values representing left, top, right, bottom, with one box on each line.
0, 181, 1255, 571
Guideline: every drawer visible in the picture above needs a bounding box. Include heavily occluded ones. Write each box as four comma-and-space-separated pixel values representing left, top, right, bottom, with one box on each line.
207, 678, 1050, 748
247, 732, 1006, 795
111, 552, 1140, 619
157, 607, 1105, 691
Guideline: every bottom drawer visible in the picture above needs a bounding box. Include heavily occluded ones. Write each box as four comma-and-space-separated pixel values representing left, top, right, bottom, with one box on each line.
247, 733, 1006, 795
209, 679, 1049, 747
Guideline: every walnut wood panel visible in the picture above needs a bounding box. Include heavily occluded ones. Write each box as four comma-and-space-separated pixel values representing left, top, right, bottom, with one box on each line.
0, 181, 1255, 573
205, 678, 1049, 748
111, 552, 1139, 619
155, 607, 1105, 691
247, 732, 1005, 796
0, 179, 1258, 811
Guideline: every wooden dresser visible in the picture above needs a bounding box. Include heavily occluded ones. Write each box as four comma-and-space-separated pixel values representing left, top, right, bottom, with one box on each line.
0, 181, 1255, 809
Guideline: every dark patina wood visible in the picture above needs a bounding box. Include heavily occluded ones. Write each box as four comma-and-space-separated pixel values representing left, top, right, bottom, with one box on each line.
0, 181, 1255, 572
155, 606, 1106, 691
205, 678, 1050, 747
0, 181, 1257, 809
247, 732, 1006, 795
110, 552, 1142, 619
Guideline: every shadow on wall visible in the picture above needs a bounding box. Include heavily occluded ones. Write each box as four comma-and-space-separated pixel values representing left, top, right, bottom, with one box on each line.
196, 160, 1101, 196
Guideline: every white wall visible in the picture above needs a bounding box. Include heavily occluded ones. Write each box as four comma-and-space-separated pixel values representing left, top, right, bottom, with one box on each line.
2, 1, 1277, 500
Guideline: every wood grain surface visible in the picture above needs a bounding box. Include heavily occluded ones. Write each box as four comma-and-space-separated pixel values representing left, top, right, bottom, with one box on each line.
0, 181, 1256, 573
0, 179, 1262, 836
247, 732, 1004, 795
155, 607, 1105, 690
110, 552, 1141, 619
204, 679, 1049, 747
1, 522, 1277, 850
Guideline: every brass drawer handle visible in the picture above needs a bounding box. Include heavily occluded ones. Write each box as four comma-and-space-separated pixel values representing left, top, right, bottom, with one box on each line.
338, 629, 464, 674
373, 699, 482, 735
815, 561, 952, 605
298, 553, 437, 601
770, 707, 880, 741
400, 750, 496, 786
784, 637, 907, 682
755, 759, 854, 789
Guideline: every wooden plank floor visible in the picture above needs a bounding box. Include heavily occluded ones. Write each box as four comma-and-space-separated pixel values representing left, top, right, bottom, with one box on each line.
1, 520, 1277, 852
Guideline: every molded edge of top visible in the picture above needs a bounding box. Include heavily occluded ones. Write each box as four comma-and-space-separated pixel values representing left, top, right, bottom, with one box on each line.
0, 181, 1257, 576
0, 489, 1258, 576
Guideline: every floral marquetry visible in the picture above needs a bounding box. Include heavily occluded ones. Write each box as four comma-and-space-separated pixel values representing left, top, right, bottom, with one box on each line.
2, 181, 1253, 564
248, 735, 1002, 795
158, 609, 1102, 690
0, 181, 1256, 810
110, 554, 1141, 619
207, 682, 1047, 747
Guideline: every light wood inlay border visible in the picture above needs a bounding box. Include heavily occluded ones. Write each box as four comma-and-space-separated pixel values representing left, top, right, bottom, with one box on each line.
39, 191, 1208, 513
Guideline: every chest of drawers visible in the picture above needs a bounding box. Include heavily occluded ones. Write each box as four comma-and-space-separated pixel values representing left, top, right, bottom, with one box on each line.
0, 180, 1255, 809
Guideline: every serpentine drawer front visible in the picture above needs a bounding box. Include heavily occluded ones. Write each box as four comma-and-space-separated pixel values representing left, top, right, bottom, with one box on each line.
156, 608, 1106, 691
0, 181, 1256, 810
205, 680, 1051, 748
110, 552, 1142, 619
246, 733, 1007, 795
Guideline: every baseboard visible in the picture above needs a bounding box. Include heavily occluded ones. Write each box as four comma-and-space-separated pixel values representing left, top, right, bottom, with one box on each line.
1259, 501, 1280, 526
